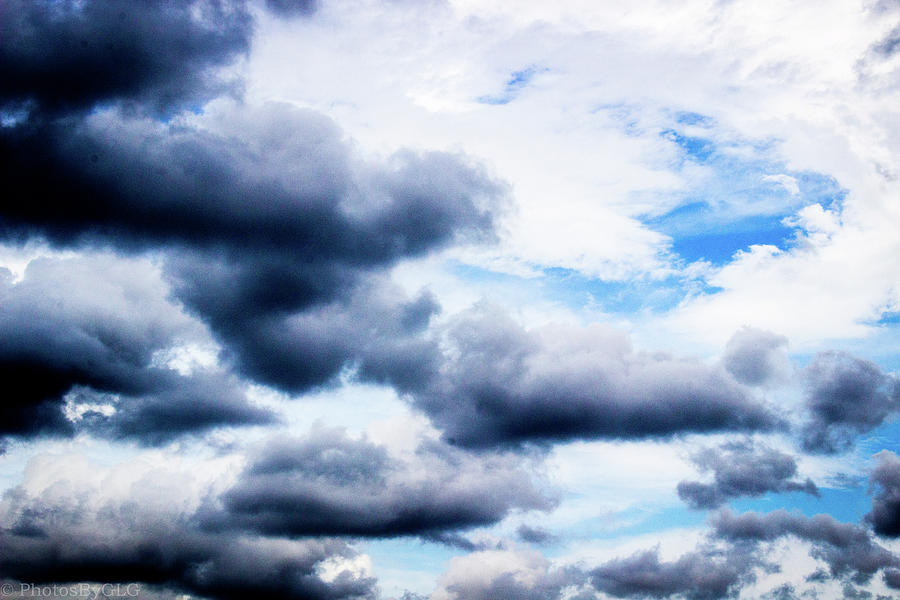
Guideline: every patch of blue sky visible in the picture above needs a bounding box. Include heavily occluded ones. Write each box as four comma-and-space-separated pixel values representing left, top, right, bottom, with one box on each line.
790, 329, 900, 373
363, 538, 464, 597
729, 486, 871, 524
858, 419, 900, 457
555, 503, 708, 543
539, 266, 697, 315
673, 110, 715, 126
448, 260, 710, 316
644, 120, 847, 266
659, 210, 796, 265
477, 65, 546, 105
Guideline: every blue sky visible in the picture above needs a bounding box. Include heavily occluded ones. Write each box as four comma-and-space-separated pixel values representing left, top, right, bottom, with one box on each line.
2, 1, 900, 600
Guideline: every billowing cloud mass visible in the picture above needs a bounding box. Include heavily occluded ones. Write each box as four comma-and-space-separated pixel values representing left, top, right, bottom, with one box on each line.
3, 0, 900, 598
588, 545, 757, 600
866, 450, 900, 537
722, 328, 791, 387
413, 304, 781, 449
0, 487, 375, 600
712, 509, 900, 584
799, 352, 900, 454
203, 427, 555, 538
0, 0, 253, 116
0, 254, 274, 442
677, 442, 818, 509
431, 548, 576, 600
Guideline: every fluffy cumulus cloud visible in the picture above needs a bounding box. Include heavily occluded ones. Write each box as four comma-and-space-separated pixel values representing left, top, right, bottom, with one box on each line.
0, 452, 375, 600
711, 509, 900, 584
588, 545, 758, 600
202, 427, 555, 538
413, 304, 781, 449
799, 352, 900, 454
0, 253, 274, 443
431, 548, 577, 600
0, 498, 375, 600
722, 328, 791, 387
677, 441, 819, 510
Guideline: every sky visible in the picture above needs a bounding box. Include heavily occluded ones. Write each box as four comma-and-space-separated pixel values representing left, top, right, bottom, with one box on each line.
1, 0, 900, 599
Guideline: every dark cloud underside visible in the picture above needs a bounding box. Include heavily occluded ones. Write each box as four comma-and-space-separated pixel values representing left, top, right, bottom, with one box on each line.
413, 304, 781, 449
866, 450, 900, 537
0, 493, 374, 600
0, 0, 253, 117
799, 351, 900, 454
203, 428, 555, 538
677, 441, 818, 509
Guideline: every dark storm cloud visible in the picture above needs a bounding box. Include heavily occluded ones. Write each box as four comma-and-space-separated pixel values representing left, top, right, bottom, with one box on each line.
0, 104, 499, 401
711, 509, 900, 584
203, 427, 555, 538
677, 441, 818, 509
0, 254, 274, 442
588, 546, 757, 600
722, 327, 790, 387
0, 0, 253, 117
865, 450, 900, 538
0, 106, 497, 259
413, 304, 782, 449
799, 351, 900, 454
0, 490, 374, 600
88, 371, 275, 444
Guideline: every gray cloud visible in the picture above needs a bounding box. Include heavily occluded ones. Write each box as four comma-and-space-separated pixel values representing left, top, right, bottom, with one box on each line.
0, 0, 252, 117
866, 450, 900, 538
677, 441, 818, 509
588, 546, 758, 600
799, 352, 900, 454
432, 549, 577, 600
0, 104, 499, 406
203, 427, 555, 538
0, 254, 274, 443
413, 304, 782, 449
883, 567, 900, 589
516, 524, 559, 545
711, 509, 900, 584
0, 488, 374, 600
722, 327, 790, 387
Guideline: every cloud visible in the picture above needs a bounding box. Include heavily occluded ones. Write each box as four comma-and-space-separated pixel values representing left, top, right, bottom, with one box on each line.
677, 441, 819, 510
516, 524, 558, 545
0, 254, 274, 443
711, 509, 900, 584
0, 488, 375, 600
0, 103, 500, 400
866, 450, 900, 537
722, 327, 791, 387
884, 567, 900, 589
431, 548, 576, 600
413, 304, 781, 449
799, 352, 900, 454
203, 427, 555, 538
0, 0, 253, 117
588, 545, 758, 600
265, 0, 319, 18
